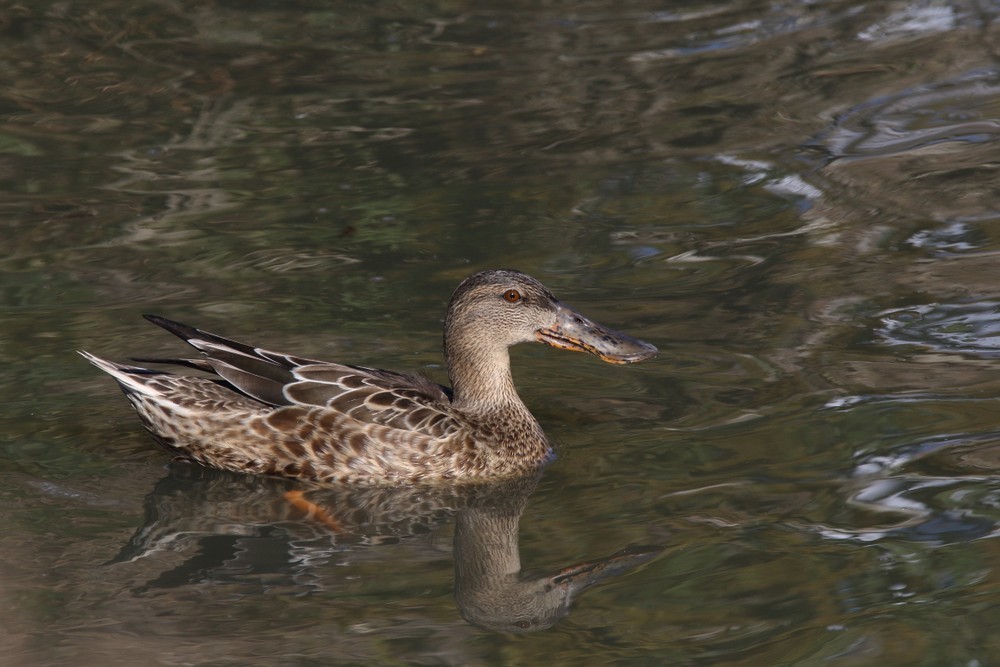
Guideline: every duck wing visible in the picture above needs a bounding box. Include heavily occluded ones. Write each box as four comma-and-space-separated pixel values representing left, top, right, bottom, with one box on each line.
284, 363, 462, 438
143, 315, 463, 440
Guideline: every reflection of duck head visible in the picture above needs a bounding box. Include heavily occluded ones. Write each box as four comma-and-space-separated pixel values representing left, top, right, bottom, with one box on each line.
111, 464, 663, 632
454, 500, 662, 633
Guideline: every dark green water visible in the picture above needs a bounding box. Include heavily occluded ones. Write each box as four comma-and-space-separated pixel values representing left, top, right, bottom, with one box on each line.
3, 1, 1000, 664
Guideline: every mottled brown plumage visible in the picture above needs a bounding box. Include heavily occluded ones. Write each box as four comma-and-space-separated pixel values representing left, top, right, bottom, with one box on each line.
81, 269, 657, 484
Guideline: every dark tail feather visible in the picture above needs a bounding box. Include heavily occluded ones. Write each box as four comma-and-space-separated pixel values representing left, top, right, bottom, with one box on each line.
143, 314, 262, 358
142, 316, 293, 406
131, 357, 216, 373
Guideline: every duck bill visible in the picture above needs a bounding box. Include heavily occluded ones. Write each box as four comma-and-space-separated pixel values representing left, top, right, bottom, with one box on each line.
535, 303, 658, 364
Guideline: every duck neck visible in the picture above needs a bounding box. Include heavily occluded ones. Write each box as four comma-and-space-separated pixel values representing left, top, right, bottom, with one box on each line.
445, 338, 529, 416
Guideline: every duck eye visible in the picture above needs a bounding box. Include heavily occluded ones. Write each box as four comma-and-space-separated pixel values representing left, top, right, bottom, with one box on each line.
503, 289, 522, 303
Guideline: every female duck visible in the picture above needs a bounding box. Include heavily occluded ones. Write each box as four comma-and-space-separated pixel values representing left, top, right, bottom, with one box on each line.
82, 269, 657, 484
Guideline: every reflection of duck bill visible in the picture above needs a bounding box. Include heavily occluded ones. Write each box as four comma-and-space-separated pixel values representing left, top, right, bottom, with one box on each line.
535, 303, 658, 365
551, 543, 664, 591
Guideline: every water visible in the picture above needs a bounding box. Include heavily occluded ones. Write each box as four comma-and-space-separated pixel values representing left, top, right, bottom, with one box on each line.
2, 1, 1000, 664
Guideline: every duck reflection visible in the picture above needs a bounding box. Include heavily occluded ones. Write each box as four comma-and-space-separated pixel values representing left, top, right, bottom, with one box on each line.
110, 464, 662, 632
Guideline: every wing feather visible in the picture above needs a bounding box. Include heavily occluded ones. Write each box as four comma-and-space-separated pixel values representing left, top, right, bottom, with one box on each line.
209, 359, 291, 407
141, 316, 465, 441
282, 363, 461, 439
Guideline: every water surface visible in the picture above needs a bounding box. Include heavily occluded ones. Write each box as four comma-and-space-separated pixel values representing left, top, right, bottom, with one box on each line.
2, 1, 1000, 664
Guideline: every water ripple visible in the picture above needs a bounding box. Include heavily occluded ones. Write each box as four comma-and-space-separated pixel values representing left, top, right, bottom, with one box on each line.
816, 68, 1000, 160
905, 218, 989, 255
813, 428, 1000, 544
875, 300, 1000, 357
857, 4, 959, 42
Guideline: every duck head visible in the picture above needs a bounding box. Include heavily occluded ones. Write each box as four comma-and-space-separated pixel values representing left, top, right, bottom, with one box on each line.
444, 269, 658, 366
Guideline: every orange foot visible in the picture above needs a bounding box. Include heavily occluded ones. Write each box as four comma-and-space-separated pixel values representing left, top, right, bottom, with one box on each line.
283, 490, 346, 534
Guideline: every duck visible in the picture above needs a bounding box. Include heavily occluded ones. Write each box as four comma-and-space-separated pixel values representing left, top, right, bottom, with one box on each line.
81, 269, 657, 484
